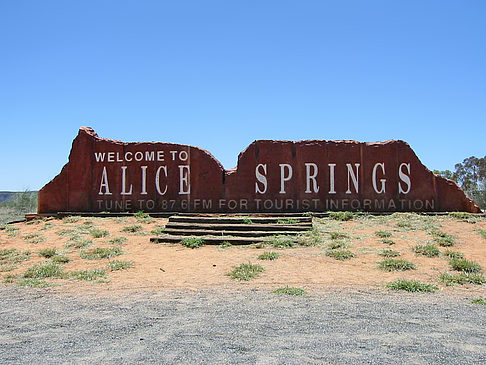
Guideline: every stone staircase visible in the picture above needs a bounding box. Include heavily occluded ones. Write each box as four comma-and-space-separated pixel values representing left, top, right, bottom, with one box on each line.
150, 213, 313, 245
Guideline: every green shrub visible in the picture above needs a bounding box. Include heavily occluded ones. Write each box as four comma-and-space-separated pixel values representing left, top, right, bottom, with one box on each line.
414, 244, 440, 257
439, 272, 485, 286
257, 251, 280, 260
69, 269, 107, 281
80, 247, 123, 260
433, 235, 455, 247
38, 248, 58, 258
386, 279, 437, 292
51, 255, 70, 264
109, 237, 127, 245
65, 235, 93, 249
325, 249, 355, 260
277, 218, 298, 224
329, 232, 349, 240
382, 238, 395, 245
23, 262, 64, 279
273, 286, 307, 296
219, 241, 232, 249
150, 227, 165, 236
378, 259, 416, 272
242, 217, 253, 224
379, 249, 400, 258
328, 241, 349, 250
0, 248, 31, 264
329, 211, 354, 221
375, 231, 392, 238
182, 237, 205, 248
5, 226, 19, 237
17, 278, 51, 288
227, 263, 264, 281
268, 236, 296, 248
0, 264, 17, 272
122, 225, 143, 233
477, 229, 486, 239
63, 216, 80, 223
442, 250, 464, 259
471, 298, 486, 305
396, 220, 413, 229
89, 228, 110, 238
107, 260, 134, 271
449, 258, 482, 273
296, 228, 322, 246
134, 211, 154, 223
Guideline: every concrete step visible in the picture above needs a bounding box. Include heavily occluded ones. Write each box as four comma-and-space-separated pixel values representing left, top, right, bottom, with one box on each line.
150, 235, 297, 245
165, 222, 312, 232
168, 216, 311, 224
163, 228, 302, 237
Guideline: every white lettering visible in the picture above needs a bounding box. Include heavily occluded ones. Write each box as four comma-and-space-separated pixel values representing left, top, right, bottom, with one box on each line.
398, 163, 411, 194
279, 164, 293, 194
305, 163, 319, 193
372, 162, 386, 194
179, 165, 190, 194
155, 166, 168, 195
98, 166, 112, 195
346, 163, 360, 194
94, 152, 105, 162
120, 166, 133, 195
140, 166, 148, 195
255, 164, 268, 194
328, 164, 336, 194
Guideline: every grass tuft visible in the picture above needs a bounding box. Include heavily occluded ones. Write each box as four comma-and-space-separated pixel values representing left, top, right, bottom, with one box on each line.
89, 227, 110, 238
326, 249, 355, 260
328, 241, 349, 250
106, 260, 134, 271
23, 262, 64, 279
62, 216, 80, 223
273, 286, 307, 296
329, 211, 354, 221
414, 244, 440, 257
69, 269, 107, 281
379, 249, 400, 258
65, 235, 93, 249
51, 255, 70, 264
150, 227, 165, 236
181, 237, 205, 249
375, 230, 392, 238
382, 238, 395, 245
449, 258, 482, 273
268, 236, 296, 248
277, 218, 299, 224
329, 232, 349, 240
442, 250, 464, 259
378, 259, 416, 272
439, 272, 485, 286
471, 298, 486, 305
38, 248, 58, 258
134, 211, 154, 223
386, 279, 437, 292
257, 251, 280, 260
122, 225, 143, 233
109, 237, 127, 245
16, 278, 51, 288
227, 263, 264, 281
80, 247, 123, 260
477, 228, 486, 239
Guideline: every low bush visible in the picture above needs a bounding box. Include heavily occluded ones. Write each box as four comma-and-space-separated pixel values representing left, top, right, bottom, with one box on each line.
273, 286, 307, 296
471, 298, 486, 305
325, 249, 355, 260
442, 250, 464, 259
109, 237, 127, 245
38, 248, 58, 258
329, 232, 349, 240
449, 258, 482, 273
80, 247, 123, 260
386, 279, 437, 292
227, 263, 264, 281
182, 237, 205, 248
107, 260, 134, 271
375, 231, 392, 238
69, 269, 107, 281
329, 211, 354, 221
257, 252, 280, 260
328, 241, 348, 250
51, 255, 70, 264
378, 259, 416, 272
89, 228, 110, 238
122, 225, 143, 233
23, 262, 64, 279
439, 272, 485, 286
379, 249, 400, 258
268, 236, 296, 248
414, 244, 440, 257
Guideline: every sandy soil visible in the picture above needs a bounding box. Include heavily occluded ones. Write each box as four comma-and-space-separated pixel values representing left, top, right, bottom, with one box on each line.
0, 213, 485, 297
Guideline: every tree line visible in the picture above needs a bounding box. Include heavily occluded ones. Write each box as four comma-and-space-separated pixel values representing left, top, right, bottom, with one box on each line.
434, 156, 486, 210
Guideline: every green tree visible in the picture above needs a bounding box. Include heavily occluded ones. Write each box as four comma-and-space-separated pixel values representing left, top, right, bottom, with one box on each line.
453, 156, 486, 209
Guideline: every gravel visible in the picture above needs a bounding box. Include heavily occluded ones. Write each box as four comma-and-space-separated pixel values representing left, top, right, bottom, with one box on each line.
0, 286, 485, 364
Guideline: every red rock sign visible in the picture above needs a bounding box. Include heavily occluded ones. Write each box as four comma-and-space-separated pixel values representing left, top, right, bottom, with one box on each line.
38, 127, 481, 213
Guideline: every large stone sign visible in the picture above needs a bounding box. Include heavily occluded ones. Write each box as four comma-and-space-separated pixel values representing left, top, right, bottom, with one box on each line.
38, 127, 481, 214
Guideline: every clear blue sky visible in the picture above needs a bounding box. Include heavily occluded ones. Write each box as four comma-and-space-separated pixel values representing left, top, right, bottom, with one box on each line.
1, 1, 485, 191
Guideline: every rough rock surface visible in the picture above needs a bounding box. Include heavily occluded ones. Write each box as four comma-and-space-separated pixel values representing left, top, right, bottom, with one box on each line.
38, 127, 480, 213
